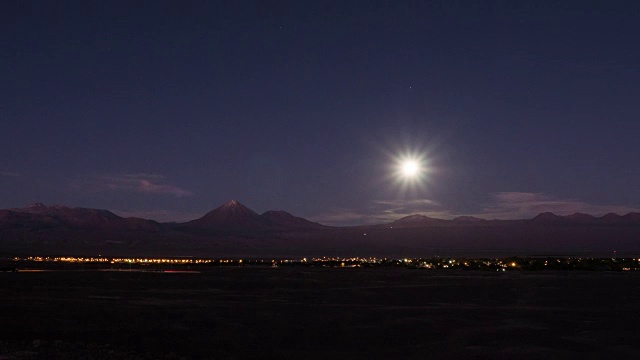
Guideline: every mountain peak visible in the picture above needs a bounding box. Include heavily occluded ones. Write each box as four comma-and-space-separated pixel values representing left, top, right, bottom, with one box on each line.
390, 214, 442, 227
19, 203, 53, 215
602, 212, 621, 218
218, 200, 255, 213
261, 210, 325, 228
596, 212, 640, 224
189, 200, 261, 227
529, 212, 567, 224
565, 212, 596, 221
26, 202, 47, 209
533, 212, 560, 219
622, 212, 640, 222
395, 214, 437, 222
453, 216, 486, 222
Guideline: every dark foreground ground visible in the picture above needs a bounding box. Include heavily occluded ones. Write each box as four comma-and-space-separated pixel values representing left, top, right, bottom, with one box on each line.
1, 268, 640, 359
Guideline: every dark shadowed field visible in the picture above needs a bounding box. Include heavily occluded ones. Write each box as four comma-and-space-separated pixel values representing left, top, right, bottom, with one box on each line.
1, 268, 640, 359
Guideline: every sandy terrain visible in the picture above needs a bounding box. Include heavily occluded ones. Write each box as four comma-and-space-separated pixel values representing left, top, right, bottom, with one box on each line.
1, 268, 639, 359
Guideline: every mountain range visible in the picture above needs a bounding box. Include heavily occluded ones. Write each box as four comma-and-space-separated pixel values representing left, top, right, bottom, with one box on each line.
1, 200, 640, 257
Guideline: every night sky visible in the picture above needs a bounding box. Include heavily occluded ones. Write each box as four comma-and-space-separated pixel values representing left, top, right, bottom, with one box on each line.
2, 1, 639, 225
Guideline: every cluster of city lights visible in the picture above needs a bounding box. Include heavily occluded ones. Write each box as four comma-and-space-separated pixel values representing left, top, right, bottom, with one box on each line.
7, 255, 640, 271
312, 256, 384, 264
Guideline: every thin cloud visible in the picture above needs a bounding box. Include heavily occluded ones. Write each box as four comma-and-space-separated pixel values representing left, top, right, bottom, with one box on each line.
123, 173, 165, 180
474, 192, 640, 219
373, 199, 440, 207
312, 193, 640, 226
113, 209, 202, 223
86, 174, 193, 197
136, 179, 192, 197
311, 198, 451, 226
310, 208, 395, 226
373, 198, 442, 215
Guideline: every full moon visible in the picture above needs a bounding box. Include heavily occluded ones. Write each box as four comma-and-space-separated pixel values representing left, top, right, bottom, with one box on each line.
401, 160, 420, 177
389, 150, 429, 191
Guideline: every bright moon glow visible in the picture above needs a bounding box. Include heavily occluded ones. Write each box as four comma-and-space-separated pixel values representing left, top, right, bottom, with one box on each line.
401, 160, 420, 177
390, 151, 430, 193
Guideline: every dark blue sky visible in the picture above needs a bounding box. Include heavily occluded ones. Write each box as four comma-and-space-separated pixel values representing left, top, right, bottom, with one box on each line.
2, 1, 639, 224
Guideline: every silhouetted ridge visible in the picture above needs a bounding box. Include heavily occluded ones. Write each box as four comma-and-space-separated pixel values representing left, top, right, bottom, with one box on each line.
532, 212, 561, 220
600, 212, 640, 225
13, 203, 120, 221
565, 213, 596, 222
2, 202, 640, 257
452, 216, 486, 223
261, 210, 325, 228
25, 202, 47, 210
4, 203, 159, 230
527, 211, 640, 225
623, 212, 640, 222
188, 200, 264, 228
390, 214, 443, 227
600, 213, 622, 223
